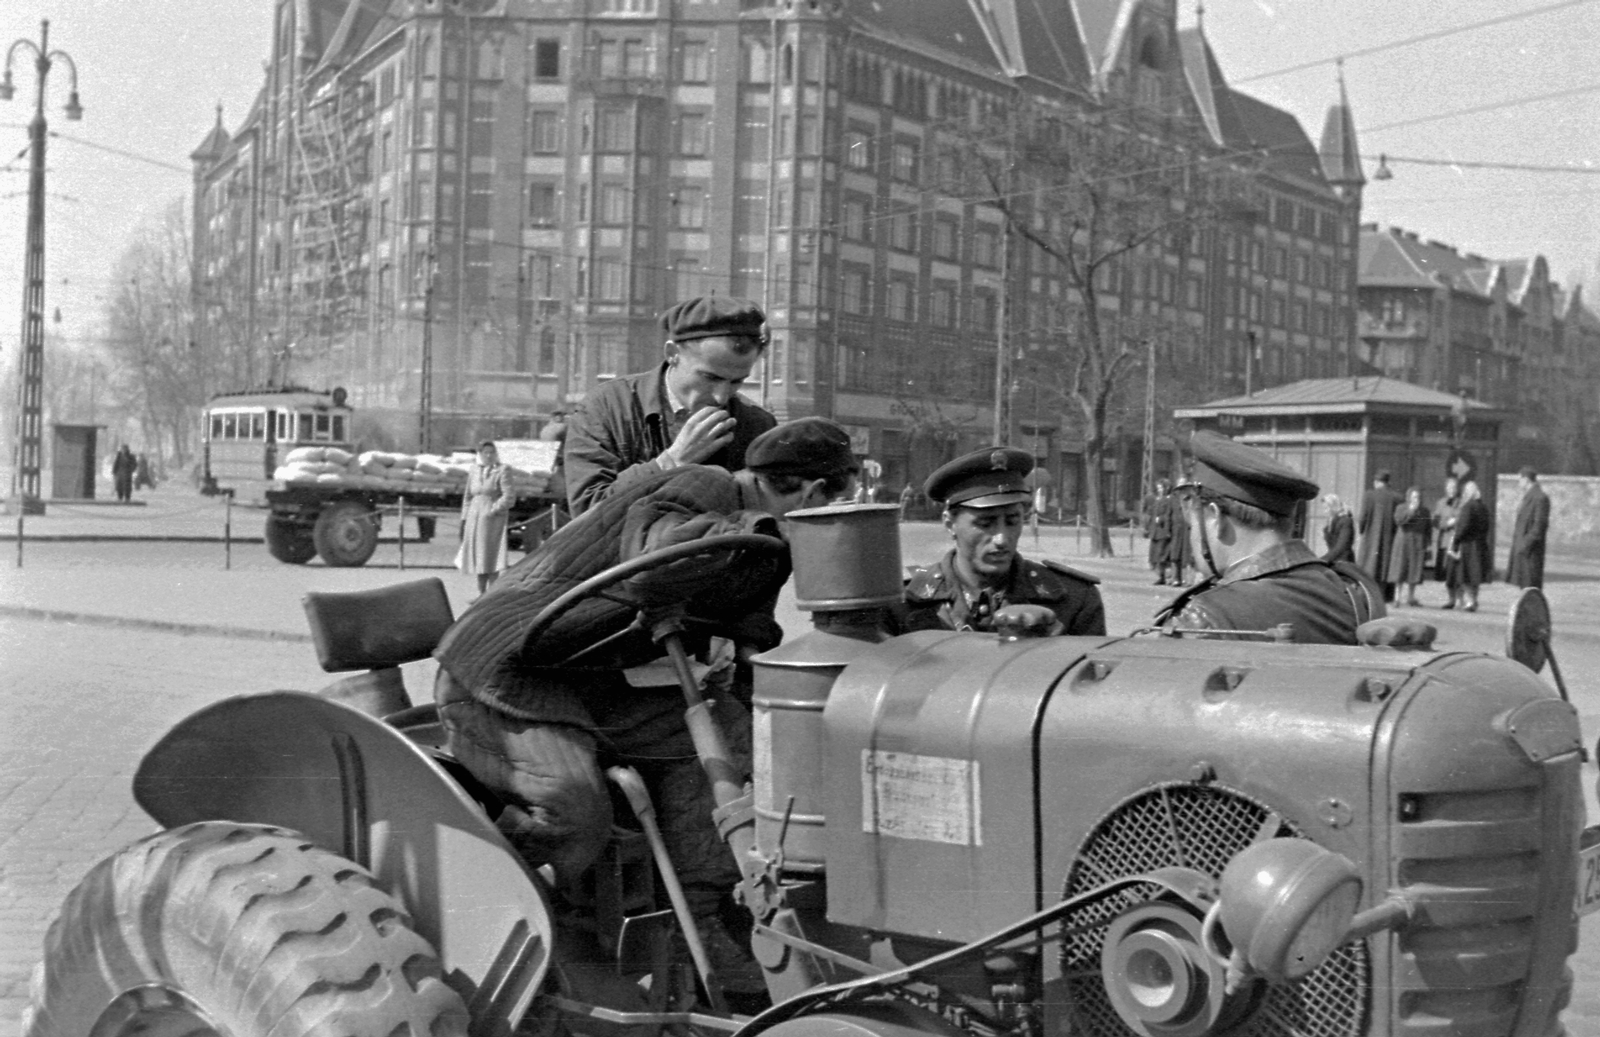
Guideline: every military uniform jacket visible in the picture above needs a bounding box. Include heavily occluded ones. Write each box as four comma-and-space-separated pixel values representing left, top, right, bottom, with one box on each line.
897, 550, 1105, 635
1157, 540, 1384, 645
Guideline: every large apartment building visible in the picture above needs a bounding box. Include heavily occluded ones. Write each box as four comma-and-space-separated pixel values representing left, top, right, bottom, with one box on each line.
192, 0, 1364, 503
1357, 225, 1600, 474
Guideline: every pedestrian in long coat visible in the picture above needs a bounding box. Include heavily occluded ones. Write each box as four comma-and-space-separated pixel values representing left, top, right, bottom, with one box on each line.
1448, 480, 1490, 611
1357, 470, 1403, 602
1387, 487, 1432, 606
1144, 480, 1175, 584
1507, 466, 1550, 589
457, 440, 515, 595
111, 445, 137, 502
1431, 477, 1460, 585
1320, 494, 1355, 564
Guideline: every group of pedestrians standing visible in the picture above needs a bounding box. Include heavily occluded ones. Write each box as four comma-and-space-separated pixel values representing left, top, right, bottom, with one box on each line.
1342, 465, 1549, 611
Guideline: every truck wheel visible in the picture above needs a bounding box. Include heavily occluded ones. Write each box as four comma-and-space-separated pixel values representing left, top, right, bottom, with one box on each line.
23, 821, 469, 1037
315, 500, 379, 567
264, 514, 317, 564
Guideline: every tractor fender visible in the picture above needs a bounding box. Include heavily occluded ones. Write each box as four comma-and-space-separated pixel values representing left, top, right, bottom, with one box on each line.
133, 690, 551, 1033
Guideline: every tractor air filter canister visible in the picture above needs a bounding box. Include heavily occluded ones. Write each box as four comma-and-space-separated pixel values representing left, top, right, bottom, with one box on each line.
782, 503, 903, 610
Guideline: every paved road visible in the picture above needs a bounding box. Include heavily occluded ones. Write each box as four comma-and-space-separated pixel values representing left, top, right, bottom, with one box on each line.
3, 528, 1600, 1030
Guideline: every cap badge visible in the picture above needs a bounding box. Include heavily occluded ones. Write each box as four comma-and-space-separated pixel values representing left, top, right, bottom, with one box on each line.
990, 450, 1008, 471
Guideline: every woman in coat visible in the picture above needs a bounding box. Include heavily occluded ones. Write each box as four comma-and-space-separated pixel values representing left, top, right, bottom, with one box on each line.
1448, 480, 1490, 612
457, 440, 515, 595
1320, 494, 1355, 564
1387, 487, 1432, 606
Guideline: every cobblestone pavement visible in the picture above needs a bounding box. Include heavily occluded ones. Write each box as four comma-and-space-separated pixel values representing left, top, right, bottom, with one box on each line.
4, 496, 1600, 1029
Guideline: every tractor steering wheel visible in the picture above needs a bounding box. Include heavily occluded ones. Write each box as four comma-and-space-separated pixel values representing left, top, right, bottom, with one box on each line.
520, 533, 791, 667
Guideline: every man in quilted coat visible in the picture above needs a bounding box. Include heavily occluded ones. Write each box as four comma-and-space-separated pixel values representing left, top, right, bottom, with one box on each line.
434, 417, 856, 996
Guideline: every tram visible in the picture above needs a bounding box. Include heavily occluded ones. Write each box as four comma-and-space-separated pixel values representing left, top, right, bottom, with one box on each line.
201, 387, 353, 505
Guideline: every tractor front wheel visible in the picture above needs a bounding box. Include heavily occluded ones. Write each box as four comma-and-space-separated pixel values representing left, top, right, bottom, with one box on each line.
23, 821, 469, 1037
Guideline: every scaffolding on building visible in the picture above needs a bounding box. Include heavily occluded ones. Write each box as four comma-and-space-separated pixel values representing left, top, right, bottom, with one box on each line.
290, 75, 373, 355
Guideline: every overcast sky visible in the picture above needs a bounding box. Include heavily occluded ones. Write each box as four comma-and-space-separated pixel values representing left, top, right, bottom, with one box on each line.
0, 0, 1595, 358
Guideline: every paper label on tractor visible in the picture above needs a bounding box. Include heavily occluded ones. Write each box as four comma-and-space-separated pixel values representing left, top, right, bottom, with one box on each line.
861, 750, 981, 845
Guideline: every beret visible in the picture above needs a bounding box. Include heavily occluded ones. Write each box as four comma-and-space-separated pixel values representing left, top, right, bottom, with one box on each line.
660, 296, 767, 343
1183, 430, 1318, 517
925, 447, 1034, 509
747, 417, 856, 478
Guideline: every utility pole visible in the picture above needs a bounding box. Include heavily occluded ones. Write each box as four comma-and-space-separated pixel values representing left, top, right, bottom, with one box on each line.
2, 20, 82, 513
1139, 338, 1155, 522
991, 105, 1016, 447
419, 251, 436, 452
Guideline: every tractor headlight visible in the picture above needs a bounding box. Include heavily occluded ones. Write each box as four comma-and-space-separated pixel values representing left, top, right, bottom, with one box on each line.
1216, 839, 1362, 983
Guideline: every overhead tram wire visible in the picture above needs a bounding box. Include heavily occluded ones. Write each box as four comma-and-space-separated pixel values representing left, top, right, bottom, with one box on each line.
1233, 0, 1600, 84
1363, 81, 1600, 134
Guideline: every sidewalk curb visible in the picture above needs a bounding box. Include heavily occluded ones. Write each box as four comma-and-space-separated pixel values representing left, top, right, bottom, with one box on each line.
0, 605, 312, 643
0, 535, 266, 544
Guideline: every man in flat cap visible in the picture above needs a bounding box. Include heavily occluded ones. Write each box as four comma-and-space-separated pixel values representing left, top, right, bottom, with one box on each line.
435, 417, 857, 1004
1157, 430, 1384, 643
564, 295, 777, 517
898, 447, 1105, 636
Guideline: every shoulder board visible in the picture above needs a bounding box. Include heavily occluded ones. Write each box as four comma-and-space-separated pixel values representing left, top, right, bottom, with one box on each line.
1040, 559, 1101, 585
903, 564, 949, 601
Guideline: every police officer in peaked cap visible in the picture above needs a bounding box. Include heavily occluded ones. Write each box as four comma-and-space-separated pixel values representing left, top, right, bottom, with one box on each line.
897, 446, 1106, 636
1156, 430, 1385, 643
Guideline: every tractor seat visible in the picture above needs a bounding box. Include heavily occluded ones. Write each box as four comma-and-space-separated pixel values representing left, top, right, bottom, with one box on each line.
302, 577, 456, 718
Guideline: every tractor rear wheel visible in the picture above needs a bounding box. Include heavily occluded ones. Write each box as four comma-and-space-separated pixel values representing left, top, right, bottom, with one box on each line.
314, 500, 380, 567
23, 821, 469, 1037
264, 513, 317, 564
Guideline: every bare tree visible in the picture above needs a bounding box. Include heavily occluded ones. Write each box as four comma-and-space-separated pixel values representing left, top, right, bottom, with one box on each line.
959, 104, 1254, 555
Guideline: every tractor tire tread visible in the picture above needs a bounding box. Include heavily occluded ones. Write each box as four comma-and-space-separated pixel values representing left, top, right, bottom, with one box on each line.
23, 820, 469, 1037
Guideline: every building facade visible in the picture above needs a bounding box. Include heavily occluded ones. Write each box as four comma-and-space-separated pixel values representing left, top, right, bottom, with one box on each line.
192, 0, 1363, 506
1357, 224, 1600, 473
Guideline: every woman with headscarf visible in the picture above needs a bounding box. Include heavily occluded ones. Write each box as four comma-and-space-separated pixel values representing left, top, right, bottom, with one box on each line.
1388, 486, 1432, 607
1447, 480, 1490, 611
1320, 494, 1355, 564
457, 439, 515, 596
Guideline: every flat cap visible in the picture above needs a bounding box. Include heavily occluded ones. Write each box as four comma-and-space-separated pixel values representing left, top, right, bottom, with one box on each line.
660, 295, 767, 343
925, 447, 1034, 509
1183, 430, 1318, 517
747, 417, 856, 479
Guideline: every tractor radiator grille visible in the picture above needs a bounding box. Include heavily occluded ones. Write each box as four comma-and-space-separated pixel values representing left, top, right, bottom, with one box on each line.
1060, 783, 1370, 1037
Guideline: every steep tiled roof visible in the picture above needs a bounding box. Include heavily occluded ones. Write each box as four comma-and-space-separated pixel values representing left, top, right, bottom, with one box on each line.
1178, 375, 1496, 415
1176, 26, 1251, 149
1360, 226, 1501, 294
1318, 79, 1363, 188
190, 107, 231, 164
866, 0, 1092, 89
1230, 91, 1326, 187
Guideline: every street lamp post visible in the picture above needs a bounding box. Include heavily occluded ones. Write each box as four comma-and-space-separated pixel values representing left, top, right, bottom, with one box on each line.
3, 19, 82, 514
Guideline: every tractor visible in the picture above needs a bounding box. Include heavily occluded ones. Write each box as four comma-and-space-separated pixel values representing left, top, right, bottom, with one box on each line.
23, 504, 1596, 1037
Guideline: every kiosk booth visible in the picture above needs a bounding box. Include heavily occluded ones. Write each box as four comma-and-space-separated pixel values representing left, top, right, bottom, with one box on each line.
1176, 376, 1505, 562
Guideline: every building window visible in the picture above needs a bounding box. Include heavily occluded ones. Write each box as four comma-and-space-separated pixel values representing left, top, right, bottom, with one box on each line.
931, 217, 957, 259
600, 183, 629, 224
674, 186, 706, 229
1270, 296, 1285, 327
892, 139, 919, 183
973, 225, 1000, 268
1291, 301, 1307, 332
798, 115, 819, 154
888, 209, 917, 252
677, 112, 709, 156
678, 39, 710, 82
841, 266, 869, 313
973, 287, 998, 331
597, 38, 621, 77
532, 38, 561, 80
623, 39, 652, 77
887, 278, 915, 322
528, 182, 558, 225
529, 110, 561, 153
597, 108, 631, 151
597, 259, 627, 301
842, 197, 869, 242
744, 40, 770, 83
1293, 255, 1309, 283
844, 129, 871, 169
930, 282, 955, 326
673, 258, 704, 300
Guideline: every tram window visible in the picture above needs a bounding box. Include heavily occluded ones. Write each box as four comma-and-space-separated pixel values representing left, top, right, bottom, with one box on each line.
298, 413, 314, 441
277, 412, 289, 441
223, 414, 238, 439
250, 413, 266, 440
210, 414, 224, 440
332, 415, 346, 441
314, 413, 331, 440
